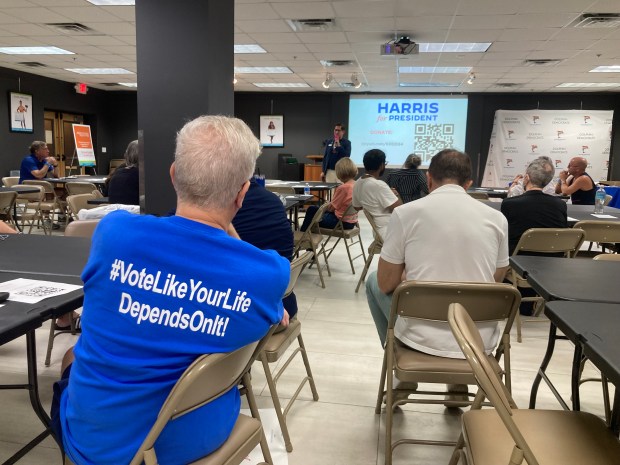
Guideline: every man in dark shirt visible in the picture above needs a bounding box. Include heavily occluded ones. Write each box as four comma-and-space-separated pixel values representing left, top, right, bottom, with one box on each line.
321, 123, 351, 183
232, 177, 298, 318
19, 141, 59, 183
502, 156, 568, 255
555, 156, 596, 205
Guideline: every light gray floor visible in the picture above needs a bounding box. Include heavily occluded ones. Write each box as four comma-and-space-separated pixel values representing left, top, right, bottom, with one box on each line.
0, 216, 614, 464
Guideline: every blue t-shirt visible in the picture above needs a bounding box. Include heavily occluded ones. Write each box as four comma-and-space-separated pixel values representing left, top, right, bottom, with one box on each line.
61, 211, 288, 465
19, 153, 46, 183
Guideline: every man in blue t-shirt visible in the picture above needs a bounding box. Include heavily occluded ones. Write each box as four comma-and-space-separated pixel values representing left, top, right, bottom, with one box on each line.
52, 116, 290, 465
19, 140, 59, 183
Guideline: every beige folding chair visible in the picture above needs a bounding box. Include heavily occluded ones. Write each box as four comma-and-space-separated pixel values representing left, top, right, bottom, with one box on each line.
259, 251, 319, 452
573, 220, 620, 256
508, 228, 585, 343
375, 281, 521, 465
65, 328, 277, 465
65, 181, 98, 196
266, 185, 296, 195
109, 158, 125, 175
318, 204, 366, 274
23, 179, 67, 226
66, 193, 98, 220
447, 303, 620, 465
0, 191, 17, 228
355, 210, 384, 292
2, 176, 19, 187
593, 253, 620, 261
293, 202, 331, 288
468, 192, 489, 200
14, 185, 49, 234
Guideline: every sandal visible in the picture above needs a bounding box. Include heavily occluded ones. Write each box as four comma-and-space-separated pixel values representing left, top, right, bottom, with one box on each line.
54, 315, 82, 333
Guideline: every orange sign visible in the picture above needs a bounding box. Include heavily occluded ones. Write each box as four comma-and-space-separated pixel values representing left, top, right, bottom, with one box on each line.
72, 124, 96, 166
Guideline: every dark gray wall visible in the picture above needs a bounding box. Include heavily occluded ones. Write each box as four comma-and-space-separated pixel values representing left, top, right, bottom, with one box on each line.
0, 66, 137, 177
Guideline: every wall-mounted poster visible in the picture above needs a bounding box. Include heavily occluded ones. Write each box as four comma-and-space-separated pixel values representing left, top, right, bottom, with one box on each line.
9, 92, 33, 133
260, 115, 284, 147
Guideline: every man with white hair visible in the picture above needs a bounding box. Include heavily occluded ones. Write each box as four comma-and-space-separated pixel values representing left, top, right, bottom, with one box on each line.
53, 116, 289, 465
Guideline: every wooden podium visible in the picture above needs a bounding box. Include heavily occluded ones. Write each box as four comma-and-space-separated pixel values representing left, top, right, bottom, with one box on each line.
304, 155, 323, 181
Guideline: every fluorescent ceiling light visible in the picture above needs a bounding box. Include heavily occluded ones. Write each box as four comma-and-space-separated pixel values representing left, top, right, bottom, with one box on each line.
0, 46, 73, 55
86, 0, 135, 5
556, 82, 620, 88
118, 82, 137, 87
589, 65, 620, 72
234, 67, 292, 74
399, 66, 472, 74
253, 83, 310, 88
66, 68, 133, 74
234, 44, 266, 54
419, 43, 491, 53
399, 82, 461, 87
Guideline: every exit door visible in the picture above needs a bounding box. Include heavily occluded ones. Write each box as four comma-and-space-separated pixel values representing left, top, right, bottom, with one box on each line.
43, 111, 85, 176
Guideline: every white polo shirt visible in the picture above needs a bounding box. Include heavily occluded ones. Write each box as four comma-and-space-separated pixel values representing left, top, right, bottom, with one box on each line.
381, 184, 510, 358
352, 176, 398, 238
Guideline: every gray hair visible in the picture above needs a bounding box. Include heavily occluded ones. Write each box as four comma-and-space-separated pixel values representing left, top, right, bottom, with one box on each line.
174, 115, 260, 210
124, 140, 139, 167
526, 156, 555, 188
29, 141, 47, 154
404, 154, 421, 169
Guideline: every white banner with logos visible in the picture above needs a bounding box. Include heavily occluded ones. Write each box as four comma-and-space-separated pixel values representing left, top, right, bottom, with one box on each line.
481, 110, 613, 187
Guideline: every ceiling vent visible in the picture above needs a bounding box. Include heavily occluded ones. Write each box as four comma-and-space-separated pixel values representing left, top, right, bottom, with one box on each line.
571, 13, 620, 28
523, 59, 562, 67
45, 23, 98, 35
286, 18, 335, 32
495, 83, 521, 88
320, 59, 355, 67
18, 62, 47, 68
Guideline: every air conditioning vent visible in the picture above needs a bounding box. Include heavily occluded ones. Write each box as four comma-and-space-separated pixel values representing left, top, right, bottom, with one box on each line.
18, 62, 47, 68
523, 59, 562, 67
46, 23, 98, 35
320, 60, 355, 67
571, 13, 620, 28
286, 18, 335, 32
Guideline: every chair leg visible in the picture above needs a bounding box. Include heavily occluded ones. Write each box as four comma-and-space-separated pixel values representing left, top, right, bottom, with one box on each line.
375, 350, 388, 414
260, 354, 293, 453
297, 334, 319, 401
242, 373, 274, 465
343, 237, 356, 274
355, 251, 375, 293
515, 313, 522, 343
45, 321, 56, 367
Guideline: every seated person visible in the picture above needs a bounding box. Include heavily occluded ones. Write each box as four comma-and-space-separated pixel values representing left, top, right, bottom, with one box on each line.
352, 149, 401, 238
555, 156, 596, 205
507, 156, 558, 198
0, 221, 15, 234
300, 157, 358, 231
106, 140, 139, 205
386, 153, 428, 203
52, 116, 290, 465
19, 141, 58, 183
232, 175, 298, 319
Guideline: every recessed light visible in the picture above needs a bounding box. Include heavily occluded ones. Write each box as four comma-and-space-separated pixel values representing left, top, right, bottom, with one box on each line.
556, 82, 620, 88
419, 43, 491, 53
399, 66, 472, 74
589, 65, 620, 72
118, 82, 138, 87
234, 67, 292, 74
66, 68, 133, 74
0, 46, 74, 55
86, 0, 135, 5
253, 83, 310, 88
234, 44, 266, 54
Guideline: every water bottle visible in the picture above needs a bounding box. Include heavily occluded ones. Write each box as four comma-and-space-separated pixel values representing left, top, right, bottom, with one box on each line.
304, 183, 310, 196
594, 185, 606, 214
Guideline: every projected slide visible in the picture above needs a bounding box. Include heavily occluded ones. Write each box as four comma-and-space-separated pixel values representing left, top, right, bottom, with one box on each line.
348, 96, 468, 167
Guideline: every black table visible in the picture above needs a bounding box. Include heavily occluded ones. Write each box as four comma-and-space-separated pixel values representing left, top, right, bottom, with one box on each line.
484, 201, 620, 226
468, 187, 508, 199
0, 186, 41, 232
86, 196, 110, 205
0, 272, 84, 464
545, 301, 620, 434
266, 180, 339, 203
283, 194, 313, 229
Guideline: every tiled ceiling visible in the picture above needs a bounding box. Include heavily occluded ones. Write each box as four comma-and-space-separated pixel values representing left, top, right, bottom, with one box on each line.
1, 0, 620, 93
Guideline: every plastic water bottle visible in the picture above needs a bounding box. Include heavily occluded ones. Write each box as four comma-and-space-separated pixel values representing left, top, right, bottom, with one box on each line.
304, 183, 310, 196
594, 185, 606, 214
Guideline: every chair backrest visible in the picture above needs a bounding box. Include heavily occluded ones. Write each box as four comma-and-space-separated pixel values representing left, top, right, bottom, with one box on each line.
593, 253, 620, 262
0, 191, 17, 214
129, 326, 276, 465
23, 179, 55, 196
64, 219, 100, 238
512, 228, 585, 258
573, 221, 620, 244
448, 303, 538, 465
2, 176, 19, 187
389, 281, 521, 329
468, 192, 489, 200
363, 210, 384, 245
67, 193, 97, 217
266, 186, 296, 195
109, 158, 125, 174
284, 251, 314, 297
16, 185, 45, 202
66, 182, 98, 196
306, 202, 330, 233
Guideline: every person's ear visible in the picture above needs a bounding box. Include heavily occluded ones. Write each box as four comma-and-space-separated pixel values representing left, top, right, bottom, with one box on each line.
464, 179, 473, 190
235, 180, 251, 209
169, 163, 176, 187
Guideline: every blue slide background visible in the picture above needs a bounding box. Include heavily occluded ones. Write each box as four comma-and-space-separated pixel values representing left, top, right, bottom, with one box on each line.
348, 96, 468, 167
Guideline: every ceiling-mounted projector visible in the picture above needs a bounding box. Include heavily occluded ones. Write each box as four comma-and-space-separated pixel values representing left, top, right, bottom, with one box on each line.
380, 37, 419, 56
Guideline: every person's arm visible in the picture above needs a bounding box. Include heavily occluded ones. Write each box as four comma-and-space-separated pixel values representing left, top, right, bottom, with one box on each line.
494, 266, 509, 283
339, 139, 351, 158
30, 163, 55, 179
0, 221, 16, 234
45, 157, 59, 178
377, 258, 405, 294
329, 185, 347, 214
387, 198, 402, 212
558, 174, 592, 196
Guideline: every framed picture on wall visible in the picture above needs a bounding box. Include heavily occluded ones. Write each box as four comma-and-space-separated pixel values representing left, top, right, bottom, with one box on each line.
9, 92, 34, 133
259, 115, 284, 147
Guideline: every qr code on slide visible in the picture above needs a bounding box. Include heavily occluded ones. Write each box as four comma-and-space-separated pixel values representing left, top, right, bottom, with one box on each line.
414, 124, 455, 163
17, 286, 63, 298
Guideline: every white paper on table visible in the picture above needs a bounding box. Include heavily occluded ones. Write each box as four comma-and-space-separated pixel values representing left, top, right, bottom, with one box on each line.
591, 214, 617, 219
0, 278, 82, 304
567, 216, 579, 222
